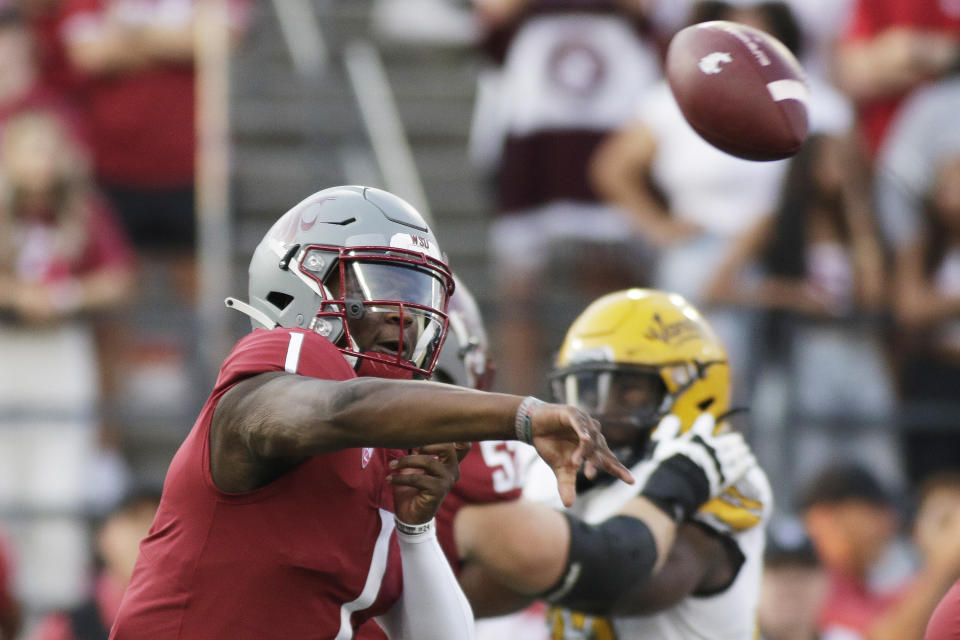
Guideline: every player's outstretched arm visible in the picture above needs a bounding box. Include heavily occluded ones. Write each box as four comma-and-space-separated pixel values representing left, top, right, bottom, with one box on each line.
565, 413, 757, 616
454, 412, 757, 617
213, 374, 631, 499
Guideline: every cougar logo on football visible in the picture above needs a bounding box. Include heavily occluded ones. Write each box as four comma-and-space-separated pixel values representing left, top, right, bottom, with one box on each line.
698, 51, 732, 75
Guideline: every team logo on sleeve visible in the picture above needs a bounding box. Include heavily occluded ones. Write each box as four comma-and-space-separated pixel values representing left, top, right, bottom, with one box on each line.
361, 447, 374, 469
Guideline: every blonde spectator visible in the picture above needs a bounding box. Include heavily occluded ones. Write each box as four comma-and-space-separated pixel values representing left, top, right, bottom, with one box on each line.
0, 109, 134, 616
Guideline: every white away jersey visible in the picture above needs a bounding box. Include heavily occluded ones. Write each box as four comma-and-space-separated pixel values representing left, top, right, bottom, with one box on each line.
523, 453, 773, 640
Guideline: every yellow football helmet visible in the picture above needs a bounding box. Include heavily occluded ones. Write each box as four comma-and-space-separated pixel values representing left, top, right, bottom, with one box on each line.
549, 289, 731, 449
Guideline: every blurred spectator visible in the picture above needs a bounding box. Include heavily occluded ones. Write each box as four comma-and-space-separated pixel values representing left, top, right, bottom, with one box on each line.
796, 462, 960, 640
58, 0, 250, 299
12, 0, 82, 98
890, 149, 960, 487
703, 131, 900, 499
758, 520, 826, 640
0, 4, 81, 132
800, 463, 903, 639
28, 489, 160, 640
835, 0, 960, 157
876, 77, 960, 256
0, 109, 134, 613
591, 0, 799, 405
865, 472, 960, 640
473, 0, 661, 394
0, 531, 21, 640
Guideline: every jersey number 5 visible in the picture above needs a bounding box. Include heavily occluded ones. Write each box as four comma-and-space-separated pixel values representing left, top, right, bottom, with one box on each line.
479, 441, 524, 493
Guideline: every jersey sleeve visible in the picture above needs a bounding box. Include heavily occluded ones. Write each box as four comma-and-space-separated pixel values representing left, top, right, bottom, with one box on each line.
456, 441, 525, 503
212, 328, 356, 394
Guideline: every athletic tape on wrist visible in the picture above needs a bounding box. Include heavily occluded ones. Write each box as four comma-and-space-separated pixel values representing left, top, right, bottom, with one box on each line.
514, 396, 543, 445
395, 517, 435, 539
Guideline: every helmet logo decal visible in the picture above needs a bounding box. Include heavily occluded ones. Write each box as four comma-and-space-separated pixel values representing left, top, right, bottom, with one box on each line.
299, 211, 319, 232
274, 197, 339, 243
390, 232, 443, 260
409, 234, 431, 250
644, 313, 702, 346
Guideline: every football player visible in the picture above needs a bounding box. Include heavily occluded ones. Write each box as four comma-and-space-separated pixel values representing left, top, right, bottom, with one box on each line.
456, 289, 772, 639
108, 186, 633, 640
360, 283, 761, 640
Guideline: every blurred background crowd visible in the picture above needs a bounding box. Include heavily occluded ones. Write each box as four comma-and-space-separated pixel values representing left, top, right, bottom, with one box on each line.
0, 0, 959, 638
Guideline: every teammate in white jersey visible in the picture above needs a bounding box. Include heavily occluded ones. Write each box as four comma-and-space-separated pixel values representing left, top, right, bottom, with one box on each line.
460, 289, 772, 639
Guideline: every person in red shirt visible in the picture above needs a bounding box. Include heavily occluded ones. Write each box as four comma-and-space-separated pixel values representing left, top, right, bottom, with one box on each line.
801, 464, 960, 640
108, 185, 633, 639
836, 0, 960, 156
57, 0, 250, 298
800, 463, 902, 638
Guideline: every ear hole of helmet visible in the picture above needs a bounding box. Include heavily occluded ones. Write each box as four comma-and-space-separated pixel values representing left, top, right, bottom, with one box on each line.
266, 291, 294, 311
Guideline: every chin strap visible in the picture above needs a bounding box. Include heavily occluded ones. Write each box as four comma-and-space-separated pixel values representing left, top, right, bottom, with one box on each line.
355, 355, 415, 379
224, 297, 279, 329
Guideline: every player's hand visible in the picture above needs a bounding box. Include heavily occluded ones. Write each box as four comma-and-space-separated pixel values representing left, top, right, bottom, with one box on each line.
387, 443, 468, 525
640, 413, 756, 521
529, 403, 634, 508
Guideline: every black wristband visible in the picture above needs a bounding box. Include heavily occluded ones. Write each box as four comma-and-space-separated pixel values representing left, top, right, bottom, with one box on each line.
540, 513, 658, 615
640, 454, 710, 522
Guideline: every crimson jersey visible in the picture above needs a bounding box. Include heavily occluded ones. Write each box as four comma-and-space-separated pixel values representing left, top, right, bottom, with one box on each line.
110, 328, 406, 640
356, 441, 525, 640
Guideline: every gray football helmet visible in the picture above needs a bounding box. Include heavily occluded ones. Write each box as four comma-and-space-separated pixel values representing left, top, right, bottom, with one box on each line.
432, 276, 495, 390
227, 186, 455, 378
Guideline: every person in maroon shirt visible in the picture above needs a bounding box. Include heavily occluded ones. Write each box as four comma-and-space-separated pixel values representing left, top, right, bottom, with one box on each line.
109, 186, 633, 639
57, 0, 251, 300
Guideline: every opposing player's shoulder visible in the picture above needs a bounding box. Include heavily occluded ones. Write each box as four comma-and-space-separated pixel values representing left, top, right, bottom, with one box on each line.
217, 329, 355, 389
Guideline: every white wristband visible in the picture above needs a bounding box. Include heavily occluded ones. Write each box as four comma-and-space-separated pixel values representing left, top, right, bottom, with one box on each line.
395, 517, 436, 543
514, 396, 543, 445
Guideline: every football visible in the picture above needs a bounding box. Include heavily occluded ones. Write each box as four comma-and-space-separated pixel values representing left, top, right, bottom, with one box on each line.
665, 20, 809, 161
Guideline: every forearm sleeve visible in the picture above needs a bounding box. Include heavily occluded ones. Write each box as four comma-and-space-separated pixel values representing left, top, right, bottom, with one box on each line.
377, 522, 475, 639
540, 513, 658, 615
